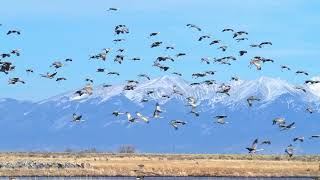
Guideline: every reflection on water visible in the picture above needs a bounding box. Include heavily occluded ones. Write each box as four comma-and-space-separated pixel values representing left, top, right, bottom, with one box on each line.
0, 177, 315, 180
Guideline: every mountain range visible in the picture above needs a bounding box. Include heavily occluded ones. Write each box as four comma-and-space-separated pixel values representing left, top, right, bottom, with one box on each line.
0, 76, 319, 154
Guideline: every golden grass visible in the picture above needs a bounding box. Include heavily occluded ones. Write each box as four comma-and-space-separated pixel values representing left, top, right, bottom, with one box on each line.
0, 153, 319, 177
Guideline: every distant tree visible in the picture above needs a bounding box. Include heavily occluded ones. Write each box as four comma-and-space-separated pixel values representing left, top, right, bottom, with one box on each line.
81, 148, 98, 153
64, 148, 73, 153
117, 144, 136, 153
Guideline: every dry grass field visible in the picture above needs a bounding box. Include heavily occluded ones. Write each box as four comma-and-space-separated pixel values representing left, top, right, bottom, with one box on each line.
0, 153, 319, 177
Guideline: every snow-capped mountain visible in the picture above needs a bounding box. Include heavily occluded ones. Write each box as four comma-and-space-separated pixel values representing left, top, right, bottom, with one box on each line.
0, 76, 319, 153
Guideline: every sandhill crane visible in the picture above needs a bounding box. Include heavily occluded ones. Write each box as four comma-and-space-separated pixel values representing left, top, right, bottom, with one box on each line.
306, 106, 314, 114
246, 139, 263, 154
235, 38, 248, 42
202, 80, 216, 85
8, 78, 25, 85
161, 95, 170, 99
136, 112, 149, 123
305, 80, 320, 85
261, 58, 274, 63
172, 72, 182, 76
280, 122, 295, 131
233, 31, 248, 38
214, 115, 228, 124
115, 25, 129, 34
260, 140, 271, 145
40, 72, 57, 79
190, 109, 200, 117
114, 55, 124, 64
222, 28, 234, 32
239, 50, 247, 56
127, 80, 139, 84
190, 82, 200, 86
216, 84, 231, 96
26, 69, 34, 73
294, 86, 306, 93
247, 96, 260, 107
259, 42, 272, 47
131, 57, 141, 61
209, 40, 221, 45
83, 84, 93, 95
273, 117, 286, 126
166, 46, 175, 50
296, 70, 308, 76
149, 32, 160, 37
186, 24, 201, 31
138, 74, 150, 80
153, 62, 169, 71
117, 48, 125, 53
249, 58, 262, 70
141, 98, 149, 103
103, 84, 112, 88
0, 62, 15, 74
113, 38, 125, 43
0, 53, 11, 58
72, 113, 83, 122
192, 72, 207, 78
200, 57, 211, 64
285, 144, 294, 157
107, 8, 118, 11
156, 56, 174, 62
112, 111, 124, 117
153, 103, 163, 118
56, 77, 67, 81
231, 76, 239, 81
309, 135, 320, 139
250, 44, 262, 48
172, 85, 184, 96
280, 65, 291, 71
123, 84, 137, 91
151, 41, 162, 48
170, 120, 187, 130
198, 35, 210, 41
50, 61, 64, 69
10, 49, 20, 56
7, 30, 21, 35
176, 53, 186, 57
85, 78, 93, 83
293, 137, 304, 142
218, 45, 228, 52
107, 72, 120, 76
126, 112, 136, 122
97, 68, 105, 72
75, 84, 93, 96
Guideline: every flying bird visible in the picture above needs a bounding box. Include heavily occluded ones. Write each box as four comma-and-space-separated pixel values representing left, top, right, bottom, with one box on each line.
72, 113, 83, 122
293, 137, 304, 142
170, 120, 187, 130
153, 103, 163, 118
247, 96, 260, 107
246, 139, 263, 154
186, 24, 201, 31
136, 112, 149, 123
214, 115, 228, 124
8, 78, 25, 85
40, 72, 57, 79
285, 144, 294, 157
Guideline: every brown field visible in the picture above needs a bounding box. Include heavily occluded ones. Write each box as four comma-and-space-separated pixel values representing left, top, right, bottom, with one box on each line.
0, 153, 319, 177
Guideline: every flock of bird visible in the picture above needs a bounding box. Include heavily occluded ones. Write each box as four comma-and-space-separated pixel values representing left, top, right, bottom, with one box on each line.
1, 7, 319, 157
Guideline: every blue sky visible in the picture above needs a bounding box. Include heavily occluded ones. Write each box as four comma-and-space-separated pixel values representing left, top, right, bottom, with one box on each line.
1, 0, 320, 101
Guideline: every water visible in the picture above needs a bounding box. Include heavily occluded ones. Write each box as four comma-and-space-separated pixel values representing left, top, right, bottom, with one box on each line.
0, 177, 315, 180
